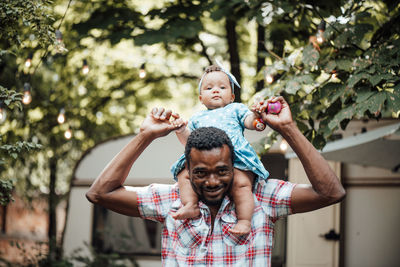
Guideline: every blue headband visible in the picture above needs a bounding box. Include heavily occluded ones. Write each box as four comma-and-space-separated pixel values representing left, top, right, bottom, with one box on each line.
198, 59, 241, 93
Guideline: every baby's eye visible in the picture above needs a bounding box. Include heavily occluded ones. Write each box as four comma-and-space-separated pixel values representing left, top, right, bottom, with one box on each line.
221, 86, 226, 89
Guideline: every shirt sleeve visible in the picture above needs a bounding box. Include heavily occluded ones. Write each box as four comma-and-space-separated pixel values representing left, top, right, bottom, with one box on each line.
136, 183, 179, 223
233, 103, 252, 128
255, 179, 296, 221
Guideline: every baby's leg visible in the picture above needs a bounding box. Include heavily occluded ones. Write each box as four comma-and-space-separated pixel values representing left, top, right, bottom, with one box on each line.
173, 168, 200, 220
229, 169, 255, 235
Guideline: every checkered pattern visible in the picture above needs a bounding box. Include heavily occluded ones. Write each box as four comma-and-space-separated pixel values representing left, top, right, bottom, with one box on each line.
137, 179, 295, 266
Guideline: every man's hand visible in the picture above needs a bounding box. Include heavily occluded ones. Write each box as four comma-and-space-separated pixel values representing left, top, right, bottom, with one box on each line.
140, 107, 183, 139
257, 96, 294, 133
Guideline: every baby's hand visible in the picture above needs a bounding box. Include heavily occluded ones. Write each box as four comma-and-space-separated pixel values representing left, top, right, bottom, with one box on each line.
171, 113, 188, 133
251, 98, 268, 114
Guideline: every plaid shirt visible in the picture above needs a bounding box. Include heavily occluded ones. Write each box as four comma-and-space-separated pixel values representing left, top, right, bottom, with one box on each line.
137, 179, 295, 266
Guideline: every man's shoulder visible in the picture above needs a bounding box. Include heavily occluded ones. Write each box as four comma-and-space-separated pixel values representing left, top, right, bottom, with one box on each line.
137, 183, 179, 198
254, 179, 294, 199
137, 183, 180, 222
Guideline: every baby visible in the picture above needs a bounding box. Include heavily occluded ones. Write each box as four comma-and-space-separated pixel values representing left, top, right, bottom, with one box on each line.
156, 62, 273, 235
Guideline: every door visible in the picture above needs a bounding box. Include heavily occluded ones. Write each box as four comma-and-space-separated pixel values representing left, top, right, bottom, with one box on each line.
286, 158, 341, 267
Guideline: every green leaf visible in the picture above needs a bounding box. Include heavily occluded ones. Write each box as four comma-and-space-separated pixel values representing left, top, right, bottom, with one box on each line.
297, 74, 314, 84
320, 83, 344, 100
273, 60, 289, 71
355, 92, 386, 116
385, 83, 400, 114
347, 72, 370, 88
324, 61, 336, 73
286, 49, 302, 66
302, 44, 320, 66
369, 73, 395, 87
328, 104, 356, 131
353, 58, 371, 69
334, 30, 351, 47
349, 24, 374, 45
356, 89, 375, 104
335, 59, 353, 71
285, 80, 302, 94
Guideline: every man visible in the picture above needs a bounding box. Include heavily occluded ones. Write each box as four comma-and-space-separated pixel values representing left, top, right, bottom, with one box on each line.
86, 97, 345, 266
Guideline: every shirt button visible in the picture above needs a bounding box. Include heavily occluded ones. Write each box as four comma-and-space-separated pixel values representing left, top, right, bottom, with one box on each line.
200, 247, 207, 253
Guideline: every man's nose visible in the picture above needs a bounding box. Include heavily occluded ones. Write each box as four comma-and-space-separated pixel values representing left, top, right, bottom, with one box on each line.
206, 173, 220, 187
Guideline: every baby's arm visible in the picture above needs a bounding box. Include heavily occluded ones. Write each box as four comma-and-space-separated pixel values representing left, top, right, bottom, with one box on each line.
171, 114, 190, 146
244, 99, 268, 131
244, 112, 261, 130
151, 110, 190, 145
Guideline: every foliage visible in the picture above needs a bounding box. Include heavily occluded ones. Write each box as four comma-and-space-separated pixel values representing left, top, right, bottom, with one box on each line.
252, 0, 400, 148
0, 0, 55, 48
0, 0, 54, 206
0, 178, 13, 206
1, 0, 187, 259
0, 241, 138, 267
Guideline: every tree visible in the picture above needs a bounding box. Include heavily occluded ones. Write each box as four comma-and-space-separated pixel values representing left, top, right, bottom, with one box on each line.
1, 0, 171, 261
0, 0, 52, 205
250, 0, 400, 148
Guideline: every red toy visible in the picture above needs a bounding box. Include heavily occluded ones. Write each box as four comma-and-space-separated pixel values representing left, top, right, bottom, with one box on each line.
253, 118, 266, 131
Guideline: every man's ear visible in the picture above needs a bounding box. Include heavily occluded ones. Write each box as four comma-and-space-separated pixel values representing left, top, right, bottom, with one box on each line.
185, 161, 190, 174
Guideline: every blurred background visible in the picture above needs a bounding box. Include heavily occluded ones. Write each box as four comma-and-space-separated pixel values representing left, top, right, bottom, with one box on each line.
1, 0, 399, 266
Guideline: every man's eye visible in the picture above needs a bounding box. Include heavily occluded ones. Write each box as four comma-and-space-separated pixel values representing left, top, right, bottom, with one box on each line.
194, 171, 206, 178
218, 169, 229, 176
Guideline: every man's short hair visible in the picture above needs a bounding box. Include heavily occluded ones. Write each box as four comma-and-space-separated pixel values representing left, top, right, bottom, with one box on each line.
185, 127, 234, 167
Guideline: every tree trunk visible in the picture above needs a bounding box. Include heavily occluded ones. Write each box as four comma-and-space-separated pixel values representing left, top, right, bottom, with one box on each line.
256, 23, 266, 92
1, 205, 6, 233
48, 155, 58, 262
225, 18, 241, 102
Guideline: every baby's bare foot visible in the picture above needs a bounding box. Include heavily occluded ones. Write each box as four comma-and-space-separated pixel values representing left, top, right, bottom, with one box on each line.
172, 203, 200, 220
228, 220, 251, 235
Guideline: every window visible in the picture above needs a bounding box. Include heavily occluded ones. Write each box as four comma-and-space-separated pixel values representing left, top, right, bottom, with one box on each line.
92, 206, 161, 256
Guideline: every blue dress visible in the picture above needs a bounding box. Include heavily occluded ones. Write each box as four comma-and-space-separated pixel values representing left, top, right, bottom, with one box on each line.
171, 103, 269, 180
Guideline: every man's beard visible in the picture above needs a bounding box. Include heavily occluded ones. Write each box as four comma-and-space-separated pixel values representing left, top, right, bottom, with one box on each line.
191, 179, 233, 207
199, 195, 224, 206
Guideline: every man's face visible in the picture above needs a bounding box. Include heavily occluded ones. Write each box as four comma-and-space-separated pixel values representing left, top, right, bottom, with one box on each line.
188, 145, 234, 206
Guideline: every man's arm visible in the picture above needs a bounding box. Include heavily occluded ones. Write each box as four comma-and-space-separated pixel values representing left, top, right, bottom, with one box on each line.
260, 97, 346, 214
86, 108, 180, 217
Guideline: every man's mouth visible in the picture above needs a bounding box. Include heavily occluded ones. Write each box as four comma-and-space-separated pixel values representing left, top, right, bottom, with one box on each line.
203, 186, 224, 197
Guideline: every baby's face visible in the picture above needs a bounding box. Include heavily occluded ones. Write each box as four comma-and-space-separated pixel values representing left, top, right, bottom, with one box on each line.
199, 71, 235, 110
